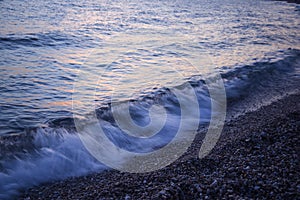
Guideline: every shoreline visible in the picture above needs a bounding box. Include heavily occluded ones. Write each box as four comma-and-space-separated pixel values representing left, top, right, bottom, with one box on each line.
275, 0, 300, 4
21, 92, 300, 199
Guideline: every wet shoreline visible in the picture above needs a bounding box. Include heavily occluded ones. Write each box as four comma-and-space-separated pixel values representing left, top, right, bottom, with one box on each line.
276, 0, 300, 4
21, 92, 300, 199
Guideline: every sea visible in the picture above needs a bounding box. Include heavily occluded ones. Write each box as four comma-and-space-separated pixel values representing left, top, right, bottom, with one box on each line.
0, 0, 299, 198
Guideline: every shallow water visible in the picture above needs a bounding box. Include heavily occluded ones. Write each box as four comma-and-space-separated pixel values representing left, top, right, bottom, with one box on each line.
0, 0, 300, 198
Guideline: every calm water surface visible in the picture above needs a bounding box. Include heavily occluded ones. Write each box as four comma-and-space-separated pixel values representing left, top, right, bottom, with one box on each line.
1, 0, 299, 135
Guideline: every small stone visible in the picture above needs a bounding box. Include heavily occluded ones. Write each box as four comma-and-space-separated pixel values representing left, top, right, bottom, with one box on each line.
254, 186, 260, 190
260, 132, 268, 140
193, 184, 202, 192
159, 190, 167, 196
210, 180, 217, 187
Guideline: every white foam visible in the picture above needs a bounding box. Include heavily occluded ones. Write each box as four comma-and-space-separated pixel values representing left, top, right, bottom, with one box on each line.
0, 128, 106, 199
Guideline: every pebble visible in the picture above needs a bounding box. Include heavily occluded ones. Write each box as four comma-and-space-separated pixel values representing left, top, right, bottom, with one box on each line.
20, 93, 300, 200
254, 186, 260, 190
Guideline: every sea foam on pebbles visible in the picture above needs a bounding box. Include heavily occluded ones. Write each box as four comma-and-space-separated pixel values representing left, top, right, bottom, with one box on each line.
21, 93, 299, 199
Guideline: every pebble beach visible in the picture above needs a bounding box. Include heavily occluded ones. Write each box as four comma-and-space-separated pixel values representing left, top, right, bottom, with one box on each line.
1, 0, 299, 199
20, 92, 300, 199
